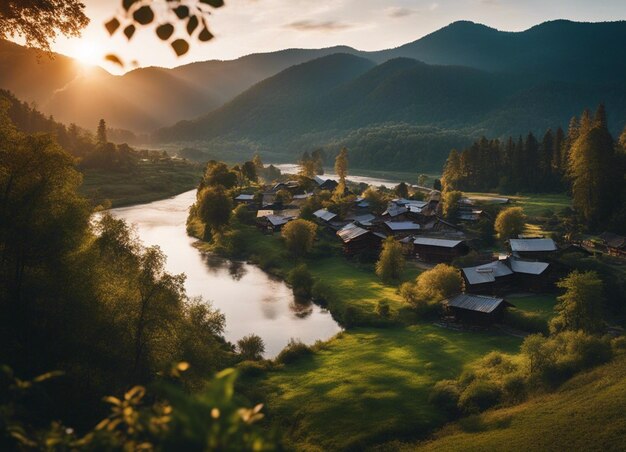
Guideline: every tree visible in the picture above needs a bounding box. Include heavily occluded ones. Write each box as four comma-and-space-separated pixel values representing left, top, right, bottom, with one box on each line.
241, 161, 258, 183
415, 264, 463, 301
311, 149, 325, 175
442, 149, 461, 191
394, 182, 409, 199
495, 207, 526, 240
281, 219, 317, 257
201, 161, 238, 189
197, 186, 232, 239
362, 187, 388, 215
619, 126, 626, 152
433, 179, 442, 191
418, 174, 428, 187
0, 0, 89, 51
237, 334, 265, 361
298, 151, 317, 178
334, 147, 348, 186
442, 190, 462, 222
375, 237, 405, 282
288, 264, 314, 298
97, 119, 107, 144
550, 271, 605, 334
252, 153, 264, 168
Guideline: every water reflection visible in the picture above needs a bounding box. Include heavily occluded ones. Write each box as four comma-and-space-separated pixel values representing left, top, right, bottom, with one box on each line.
110, 190, 341, 357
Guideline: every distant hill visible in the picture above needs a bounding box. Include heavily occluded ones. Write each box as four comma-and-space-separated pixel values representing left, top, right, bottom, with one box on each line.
154, 51, 626, 171
2, 20, 626, 135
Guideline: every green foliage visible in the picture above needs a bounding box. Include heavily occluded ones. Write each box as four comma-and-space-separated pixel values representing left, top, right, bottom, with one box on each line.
458, 381, 502, 414
375, 299, 391, 318
234, 204, 256, 225
237, 334, 266, 361
375, 237, 405, 282
550, 271, 605, 334
334, 147, 349, 185
281, 219, 317, 257
395, 182, 409, 198
200, 160, 238, 189
494, 207, 526, 240
275, 339, 314, 365
442, 190, 462, 222
429, 380, 461, 416
502, 309, 548, 334
197, 186, 232, 237
288, 264, 314, 298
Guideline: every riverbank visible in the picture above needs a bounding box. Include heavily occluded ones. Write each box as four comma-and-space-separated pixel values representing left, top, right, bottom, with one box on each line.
80, 159, 203, 208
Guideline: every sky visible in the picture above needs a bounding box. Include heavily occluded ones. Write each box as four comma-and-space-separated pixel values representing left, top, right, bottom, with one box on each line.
51, 0, 626, 73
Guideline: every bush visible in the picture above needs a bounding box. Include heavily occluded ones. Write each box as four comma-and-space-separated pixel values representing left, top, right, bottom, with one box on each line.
342, 306, 359, 328
458, 381, 502, 413
234, 204, 255, 225
429, 380, 460, 416
237, 334, 265, 361
375, 299, 391, 318
236, 360, 271, 378
502, 374, 527, 404
288, 264, 314, 298
311, 281, 335, 306
275, 339, 313, 365
281, 219, 317, 257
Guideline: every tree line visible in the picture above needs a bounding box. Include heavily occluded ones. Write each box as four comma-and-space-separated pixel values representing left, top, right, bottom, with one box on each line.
442, 104, 626, 232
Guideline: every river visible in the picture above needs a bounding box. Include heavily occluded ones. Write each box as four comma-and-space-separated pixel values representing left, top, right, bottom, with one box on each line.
272, 164, 402, 189
111, 190, 341, 358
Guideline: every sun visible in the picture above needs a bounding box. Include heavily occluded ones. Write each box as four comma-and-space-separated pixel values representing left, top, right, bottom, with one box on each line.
73, 40, 103, 66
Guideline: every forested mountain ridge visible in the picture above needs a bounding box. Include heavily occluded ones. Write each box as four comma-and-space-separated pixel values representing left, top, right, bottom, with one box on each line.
2, 20, 626, 135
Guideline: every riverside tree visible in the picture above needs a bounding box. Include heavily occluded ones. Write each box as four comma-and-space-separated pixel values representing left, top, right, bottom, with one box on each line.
281, 219, 317, 257
375, 237, 405, 282
237, 334, 266, 361
197, 186, 232, 239
335, 147, 348, 186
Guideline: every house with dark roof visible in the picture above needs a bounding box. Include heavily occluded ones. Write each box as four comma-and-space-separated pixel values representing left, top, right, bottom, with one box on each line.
384, 221, 421, 236
509, 238, 557, 259
314, 176, 339, 192
234, 193, 255, 205
336, 223, 385, 257
313, 209, 338, 223
462, 257, 551, 295
413, 237, 469, 263
444, 293, 514, 325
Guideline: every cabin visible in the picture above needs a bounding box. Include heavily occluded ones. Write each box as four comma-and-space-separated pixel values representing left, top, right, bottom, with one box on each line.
599, 232, 626, 257
349, 213, 376, 227
462, 257, 551, 295
413, 237, 469, 263
381, 203, 411, 221
384, 221, 421, 236
234, 193, 255, 205
271, 180, 301, 194
509, 238, 557, 259
256, 214, 294, 232
313, 209, 338, 223
315, 176, 339, 192
445, 293, 514, 326
336, 223, 384, 257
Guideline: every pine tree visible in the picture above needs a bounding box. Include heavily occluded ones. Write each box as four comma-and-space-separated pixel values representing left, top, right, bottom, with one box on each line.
97, 119, 107, 144
442, 149, 461, 191
540, 129, 554, 189
552, 126, 565, 187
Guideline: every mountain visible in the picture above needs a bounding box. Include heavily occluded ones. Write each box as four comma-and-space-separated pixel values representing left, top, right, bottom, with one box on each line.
375, 20, 626, 83
0, 39, 362, 132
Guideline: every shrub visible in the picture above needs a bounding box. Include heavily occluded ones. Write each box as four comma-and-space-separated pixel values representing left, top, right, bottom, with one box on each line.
429, 380, 460, 416
288, 264, 314, 298
342, 306, 359, 328
234, 204, 255, 224
281, 219, 317, 257
237, 360, 271, 378
503, 308, 548, 334
502, 374, 527, 404
237, 334, 265, 361
311, 281, 335, 306
458, 381, 502, 413
275, 339, 313, 365
375, 299, 391, 318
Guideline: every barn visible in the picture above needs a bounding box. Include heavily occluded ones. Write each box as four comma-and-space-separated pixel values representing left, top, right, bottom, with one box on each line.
337, 223, 384, 257
445, 293, 514, 325
509, 238, 557, 259
413, 237, 469, 263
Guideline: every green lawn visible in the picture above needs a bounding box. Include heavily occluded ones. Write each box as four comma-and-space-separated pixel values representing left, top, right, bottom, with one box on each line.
80, 160, 202, 207
405, 352, 626, 452
507, 294, 557, 322
255, 325, 522, 451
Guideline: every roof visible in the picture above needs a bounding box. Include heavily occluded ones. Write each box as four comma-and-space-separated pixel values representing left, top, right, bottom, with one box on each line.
385, 221, 421, 231
265, 215, 292, 227
293, 192, 313, 200
509, 238, 557, 253
313, 209, 337, 222
235, 194, 255, 201
337, 223, 370, 243
462, 260, 513, 285
353, 213, 376, 226
314, 176, 325, 185
508, 258, 550, 275
256, 209, 274, 218
446, 293, 507, 314
383, 204, 408, 217
414, 237, 463, 248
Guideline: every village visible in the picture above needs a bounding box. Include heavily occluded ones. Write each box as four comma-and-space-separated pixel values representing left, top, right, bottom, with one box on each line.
226, 167, 625, 330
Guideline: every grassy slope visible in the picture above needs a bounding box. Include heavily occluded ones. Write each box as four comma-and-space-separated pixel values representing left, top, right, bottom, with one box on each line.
408, 352, 626, 452
507, 294, 557, 323
80, 160, 202, 207
257, 326, 521, 451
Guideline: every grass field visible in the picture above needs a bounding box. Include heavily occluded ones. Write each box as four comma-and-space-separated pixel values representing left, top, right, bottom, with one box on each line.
507, 294, 557, 322
399, 352, 626, 452
255, 326, 522, 451
80, 160, 202, 207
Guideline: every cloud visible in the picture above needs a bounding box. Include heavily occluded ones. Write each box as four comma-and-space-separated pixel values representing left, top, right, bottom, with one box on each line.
386, 3, 439, 18
285, 20, 353, 32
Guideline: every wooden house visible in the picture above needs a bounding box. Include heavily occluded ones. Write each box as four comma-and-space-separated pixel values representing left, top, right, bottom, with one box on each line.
384, 221, 422, 236
336, 223, 384, 257
509, 238, 557, 259
256, 213, 294, 233
413, 237, 469, 263
234, 193, 255, 205
462, 257, 551, 295
445, 293, 514, 326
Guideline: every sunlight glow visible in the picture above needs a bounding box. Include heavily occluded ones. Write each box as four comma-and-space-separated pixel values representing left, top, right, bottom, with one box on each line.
72, 40, 103, 67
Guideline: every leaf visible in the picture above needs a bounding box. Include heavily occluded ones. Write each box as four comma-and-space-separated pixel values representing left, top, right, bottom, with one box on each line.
123, 0, 139, 10
198, 27, 214, 42
176, 361, 190, 372
103, 395, 122, 406
104, 54, 124, 67
200, 0, 225, 6
156, 23, 174, 40
171, 39, 190, 56
124, 385, 146, 401
187, 16, 199, 35
105, 18, 120, 35
133, 5, 154, 25
124, 24, 136, 40
174, 5, 190, 19
32, 370, 64, 383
